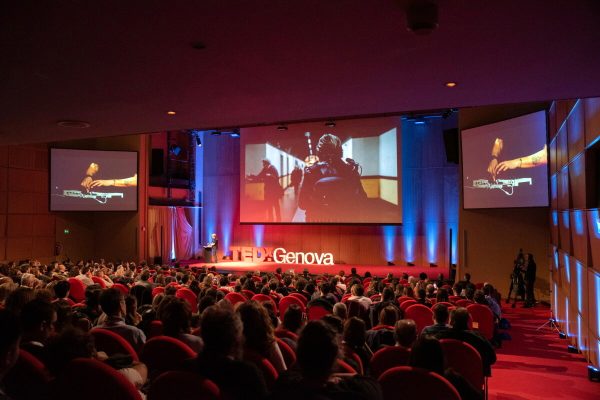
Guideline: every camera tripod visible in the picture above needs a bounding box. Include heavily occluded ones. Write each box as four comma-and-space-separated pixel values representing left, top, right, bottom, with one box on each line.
536, 310, 560, 332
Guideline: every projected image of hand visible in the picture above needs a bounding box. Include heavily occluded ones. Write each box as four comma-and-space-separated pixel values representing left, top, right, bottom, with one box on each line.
487, 158, 499, 181
494, 145, 547, 177
81, 162, 99, 192
90, 173, 138, 188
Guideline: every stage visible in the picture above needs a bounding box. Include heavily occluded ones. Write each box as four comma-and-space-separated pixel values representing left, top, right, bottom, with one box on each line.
186, 260, 448, 279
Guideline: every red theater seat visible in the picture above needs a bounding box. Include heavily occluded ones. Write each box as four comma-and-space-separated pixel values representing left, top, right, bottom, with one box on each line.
399, 299, 418, 312
455, 299, 474, 308
251, 293, 277, 308
440, 339, 484, 390
242, 289, 255, 300
113, 283, 130, 295
370, 294, 382, 302
278, 296, 305, 317
92, 276, 107, 288
176, 288, 198, 313
405, 304, 434, 334
152, 286, 165, 297
467, 304, 495, 340
55, 358, 142, 400
148, 320, 164, 339
435, 301, 454, 309
274, 328, 299, 342
448, 295, 463, 304
243, 349, 279, 389
3, 349, 51, 399
91, 328, 139, 361
370, 346, 411, 379
140, 336, 197, 378
397, 296, 415, 305
288, 292, 308, 305
67, 278, 86, 303
336, 358, 357, 374
276, 337, 296, 367
148, 371, 220, 400
224, 292, 247, 306
378, 366, 461, 400
307, 304, 332, 320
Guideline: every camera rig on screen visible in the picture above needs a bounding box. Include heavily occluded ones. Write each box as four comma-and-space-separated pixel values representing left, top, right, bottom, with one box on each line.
61, 190, 124, 204
471, 178, 532, 196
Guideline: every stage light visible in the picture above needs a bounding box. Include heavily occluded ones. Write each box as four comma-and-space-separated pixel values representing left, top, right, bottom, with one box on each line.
211, 130, 222, 136
445, 82, 457, 88
169, 145, 182, 156
407, 262, 415, 267
387, 261, 395, 266
429, 262, 437, 267
230, 129, 240, 138
167, 111, 176, 115
567, 345, 579, 354
325, 120, 336, 128
195, 134, 202, 147
588, 365, 600, 382
277, 124, 288, 131
558, 329, 566, 339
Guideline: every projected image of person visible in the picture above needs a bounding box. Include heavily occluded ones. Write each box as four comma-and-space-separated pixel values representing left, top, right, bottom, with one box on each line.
290, 164, 303, 196
80, 162, 138, 192
298, 133, 367, 222
250, 159, 283, 222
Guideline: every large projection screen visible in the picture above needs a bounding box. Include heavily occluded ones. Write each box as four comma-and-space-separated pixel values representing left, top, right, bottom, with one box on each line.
462, 110, 549, 209
240, 116, 402, 224
50, 148, 138, 211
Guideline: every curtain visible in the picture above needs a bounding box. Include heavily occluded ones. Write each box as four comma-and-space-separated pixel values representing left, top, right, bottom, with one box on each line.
174, 207, 194, 260
148, 206, 195, 262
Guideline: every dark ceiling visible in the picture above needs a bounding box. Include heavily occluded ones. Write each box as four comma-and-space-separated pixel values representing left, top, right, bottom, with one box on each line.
1, 0, 599, 144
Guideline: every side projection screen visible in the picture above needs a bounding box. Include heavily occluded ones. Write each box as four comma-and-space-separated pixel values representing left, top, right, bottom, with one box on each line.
240, 116, 402, 224
462, 110, 549, 209
50, 149, 138, 211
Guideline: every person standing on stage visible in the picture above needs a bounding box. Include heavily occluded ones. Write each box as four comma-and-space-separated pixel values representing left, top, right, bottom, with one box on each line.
209, 233, 218, 263
256, 159, 283, 222
524, 253, 537, 308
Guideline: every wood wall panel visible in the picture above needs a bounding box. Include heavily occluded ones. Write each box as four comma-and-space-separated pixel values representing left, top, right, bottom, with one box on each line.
8, 192, 35, 214
32, 215, 55, 237
567, 100, 585, 161
7, 215, 33, 237
584, 97, 600, 146
557, 123, 568, 169
587, 210, 600, 271
6, 237, 33, 260
568, 154, 586, 209
32, 236, 55, 258
557, 167, 570, 211
8, 168, 36, 193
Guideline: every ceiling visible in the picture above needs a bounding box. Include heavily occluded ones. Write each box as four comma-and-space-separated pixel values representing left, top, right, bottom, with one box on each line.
1, 1, 600, 145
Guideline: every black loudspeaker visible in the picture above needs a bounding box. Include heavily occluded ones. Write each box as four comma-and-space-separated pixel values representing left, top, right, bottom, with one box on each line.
443, 128, 459, 164
151, 148, 164, 176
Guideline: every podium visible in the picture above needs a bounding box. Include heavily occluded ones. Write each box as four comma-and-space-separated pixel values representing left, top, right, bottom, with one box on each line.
203, 245, 214, 263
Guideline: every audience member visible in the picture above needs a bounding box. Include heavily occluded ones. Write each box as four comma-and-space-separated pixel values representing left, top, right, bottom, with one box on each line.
95, 288, 146, 351
421, 303, 451, 337
394, 319, 417, 349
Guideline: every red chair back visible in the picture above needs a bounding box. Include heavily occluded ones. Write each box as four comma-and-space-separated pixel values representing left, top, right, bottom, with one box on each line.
148, 371, 220, 400
274, 328, 299, 342
113, 283, 130, 295
397, 296, 414, 305
3, 349, 51, 399
399, 299, 418, 312
241, 289, 255, 300
278, 296, 306, 317
435, 301, 454, 309
335, 358, 357, 374
152, 286, 165, 297
405, 304, 434, 334
307, 304, 332, 320
467, 304, 495, 340
363, 278, 372, 286
440, 338, 484, 389
342, 344, 364, 375
56, 358, 142, 400
176, 288, 198, 313
448, 295, 463, 304
378, 366, 461, 400
92, 276, 107, 288
91, 328, 139, 361
288, 292, 308, 305
370, 294, 382, 302
455, 299, 474, 308
218, 287, 231, 294
243, 349, 278, 388
276, 337, 296, 367
148, 320, 164, 339
370, 346, 411, 379
140, 336, 197, 378
224, 292, 247, 306
251, 294, 277, 308
67, 278, 86, 303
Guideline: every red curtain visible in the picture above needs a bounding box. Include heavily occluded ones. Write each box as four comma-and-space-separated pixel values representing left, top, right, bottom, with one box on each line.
148, 206, 194, 261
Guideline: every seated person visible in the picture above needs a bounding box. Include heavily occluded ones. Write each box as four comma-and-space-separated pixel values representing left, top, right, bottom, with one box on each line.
95, 288, 146, 352
415, 288, 432, 308
19, 299, 56, 361
394, 319, 417, 349
276, 304, 304, 350
52, 280, 74, 305
160, 298, 203, 353
0, 309, 21, 391
366, 306, 399, 351
347, 284, 372, 310
342, 317, 372, 372
370, 287, 401, 327
421, 303, 451, 337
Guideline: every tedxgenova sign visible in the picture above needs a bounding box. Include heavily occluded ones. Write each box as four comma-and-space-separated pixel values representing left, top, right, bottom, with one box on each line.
229, 246, 334, 265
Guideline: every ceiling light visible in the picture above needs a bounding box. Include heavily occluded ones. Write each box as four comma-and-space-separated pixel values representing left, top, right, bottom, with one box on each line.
211, 130, 222, 136
167, 111, 176, 115
195, 135, 202, 147
277, 125, 288, 131
445, 82, 457, 88
325, 120, 336, 128
230, 129, 240, 138
56, 120, 91, 128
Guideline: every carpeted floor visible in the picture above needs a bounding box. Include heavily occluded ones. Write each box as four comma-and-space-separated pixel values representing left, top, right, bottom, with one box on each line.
489, 302, 597, 399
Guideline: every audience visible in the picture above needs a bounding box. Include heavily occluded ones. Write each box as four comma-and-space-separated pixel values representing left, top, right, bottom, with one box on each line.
0, 310, 21, 397
95, 288, 146, 351
394, 319, 417, 349
421, 303, 451, 337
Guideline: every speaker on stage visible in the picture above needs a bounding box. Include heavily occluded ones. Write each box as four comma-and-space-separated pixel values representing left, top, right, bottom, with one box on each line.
151, 148, 164, 176
443, 128, 459, 164
153, 256, 163, 266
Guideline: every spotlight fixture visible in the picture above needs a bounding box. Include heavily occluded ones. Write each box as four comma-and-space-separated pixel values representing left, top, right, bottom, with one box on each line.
167, 111, 176, 115
211, 130, 222, 136
445, 82, 457, 88
387, 261, 395, 266
230, 129, 240, 138
567, 345, 579, 354
414, 117, 426, 125
195, 134, 202, 147
429, 262, 437, 267
277, 125, 288, 131
559, 331, 567, 339
407, 262, 415, 267
325, 120, 336, 128
588, 365, 600, 382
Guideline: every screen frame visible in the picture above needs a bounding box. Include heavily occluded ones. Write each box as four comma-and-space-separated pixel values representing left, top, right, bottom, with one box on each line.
48, 147, 140, 213
460, 110, 551, 211
239, 116, 403, 225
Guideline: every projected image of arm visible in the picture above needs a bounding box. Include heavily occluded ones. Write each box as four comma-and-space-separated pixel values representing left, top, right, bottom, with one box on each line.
494, 145, 547, 175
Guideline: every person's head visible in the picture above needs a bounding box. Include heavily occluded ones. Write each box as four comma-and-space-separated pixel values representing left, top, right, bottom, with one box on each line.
99, 288, 125, 317
450, 307, 470, 331
200, 306, 243, 358
432, 303, 449, 325
211, 233, 217, 239
140, 271, 150, 282
426, 284, 435, 296
125, 295, 138, 315
419, 272, 428, 281
409, 336, 445, 375
526, 253, 534, 262
316, 133, 343, 161
417, 288, 427, 300
53, 280, 70, 299
474, 290, 487, 305
21, 299, 57, 343
321, 315, 344, 335
282, 303, 303, 333
343, 317, 366, 348
261, 159, 271, 168
350, 267, 357, 275
4, 287, 35, 314
464, 273, 471, 282
379, 306, 399, 327
483, 283, 494, 296
80, 266, 91, 277
332, 302, 347, 321
237, 301, 274, 355
44, 328, 95, 377
296, 320, 339, 381
350, 284, 364, 297
394, 319, 417, 348
0, 310, 21, 379
436, 288, 449, 303
160, 298, 192, 336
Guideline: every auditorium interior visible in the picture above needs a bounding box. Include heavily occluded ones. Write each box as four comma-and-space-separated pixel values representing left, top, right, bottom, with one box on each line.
0, 1, 599, 399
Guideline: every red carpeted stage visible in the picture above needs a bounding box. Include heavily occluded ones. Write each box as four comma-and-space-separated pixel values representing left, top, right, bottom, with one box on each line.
186, 260, 448, 279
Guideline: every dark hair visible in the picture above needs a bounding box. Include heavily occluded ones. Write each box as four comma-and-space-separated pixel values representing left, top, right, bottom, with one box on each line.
297, 321, 339, 380
316, 133, 343, 160
419, 272, 428, 281
450, 307, 470, 331
200, 306, 242, 357
99, 288, 124, 316
321, 314, 344, 334
474, 290, 487, 305
394, 319, 417, 348
432, 303, 449, 324
85, 285, 102, 309
382, 287, 395, 302
237, 301, 275, 356
4, 287, 35, 314
343, 317, 366, 348
282, 303, 303, 333
140, 271, 150, 281
436, 288, 449, 303
44, 328, 95, 376
21, 299, 55, 332
0, 310, 21, 359
409, 336, 445, 375
379, 306, 399, 327
161, 298, 191, 336
54, 280, 71, 299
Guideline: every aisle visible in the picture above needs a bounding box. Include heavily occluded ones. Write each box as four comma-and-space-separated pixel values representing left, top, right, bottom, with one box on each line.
489, 303, 597, 399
